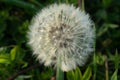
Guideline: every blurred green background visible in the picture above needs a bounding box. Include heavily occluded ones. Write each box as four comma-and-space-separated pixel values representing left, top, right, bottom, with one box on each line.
0, 0, 120, 80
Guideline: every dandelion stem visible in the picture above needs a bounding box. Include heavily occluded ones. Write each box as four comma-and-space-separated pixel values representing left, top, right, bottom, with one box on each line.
65, 0, 68, 3
105, 56, 109, 80
93, 32, 96, 80
78, 0, 85, 10
82, 0, 85, 10
93, 52, 97, 80
56, 54, 64, 80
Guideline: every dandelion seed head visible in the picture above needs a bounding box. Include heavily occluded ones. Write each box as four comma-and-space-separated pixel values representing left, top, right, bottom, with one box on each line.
27, 4, 95, 71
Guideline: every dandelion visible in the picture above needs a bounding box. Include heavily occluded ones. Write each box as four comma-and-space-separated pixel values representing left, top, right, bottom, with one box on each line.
27, 4, 95, 72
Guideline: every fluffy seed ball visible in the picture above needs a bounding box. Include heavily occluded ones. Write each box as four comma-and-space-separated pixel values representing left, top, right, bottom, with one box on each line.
27, 4, 95, 71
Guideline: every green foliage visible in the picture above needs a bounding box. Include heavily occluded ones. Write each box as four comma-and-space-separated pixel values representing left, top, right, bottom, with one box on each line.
111, 70, 118, 80
83, 67, 92, 80
15, 75, 32, 80
0, 0, 120, 80
10, 46, 18, 61
67, 67, 92, 80
75, 67, 82, 80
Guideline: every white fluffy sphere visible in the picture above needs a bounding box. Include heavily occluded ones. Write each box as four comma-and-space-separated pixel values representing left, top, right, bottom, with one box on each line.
27, 4, 95, 71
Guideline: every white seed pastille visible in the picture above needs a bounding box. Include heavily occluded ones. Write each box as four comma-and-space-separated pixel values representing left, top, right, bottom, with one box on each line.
27, 4, 95, 71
